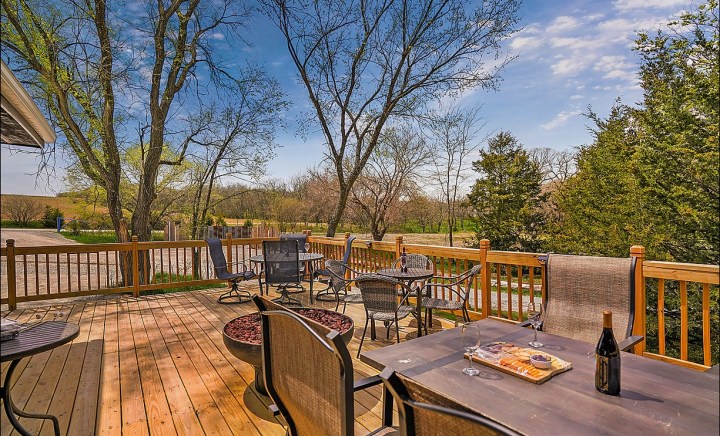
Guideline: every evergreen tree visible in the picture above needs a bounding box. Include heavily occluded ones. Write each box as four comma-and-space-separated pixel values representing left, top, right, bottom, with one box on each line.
467, 132, 547, 251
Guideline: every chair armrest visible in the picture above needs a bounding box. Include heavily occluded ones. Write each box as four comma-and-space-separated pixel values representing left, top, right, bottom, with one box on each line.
353, 375, 383, 391
618, 335, 644, 352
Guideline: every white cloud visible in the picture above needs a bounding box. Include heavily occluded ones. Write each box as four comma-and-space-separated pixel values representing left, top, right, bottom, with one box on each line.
551, 58, 587, 76
210, 32, 226, 40
570, 94, 584, 100
510, 36, 542, 51
541, 110, 582, 130
549, 37, 599, 51
593, 55, 634, 72
613, 0, 686, 11
547, 16, 580, 33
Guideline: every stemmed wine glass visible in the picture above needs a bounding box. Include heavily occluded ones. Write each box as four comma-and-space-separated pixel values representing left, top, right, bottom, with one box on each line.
400, 255, 407, 274
526, 301, 544, 348
304, 242, 311, 253
460, 322, 480, 376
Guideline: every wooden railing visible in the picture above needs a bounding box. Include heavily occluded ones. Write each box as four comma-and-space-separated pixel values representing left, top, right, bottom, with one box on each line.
2, 233, 717, 369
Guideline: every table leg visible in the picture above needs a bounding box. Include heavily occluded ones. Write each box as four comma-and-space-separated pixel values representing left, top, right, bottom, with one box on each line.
2, 359, 61, 436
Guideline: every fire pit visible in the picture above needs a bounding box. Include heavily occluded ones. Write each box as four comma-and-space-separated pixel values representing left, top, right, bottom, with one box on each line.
223, 307, 354, 395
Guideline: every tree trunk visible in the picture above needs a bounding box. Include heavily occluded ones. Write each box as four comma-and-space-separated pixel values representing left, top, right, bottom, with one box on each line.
326, 185, 351, 237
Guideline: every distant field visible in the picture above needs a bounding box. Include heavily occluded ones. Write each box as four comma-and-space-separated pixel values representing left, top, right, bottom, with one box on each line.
0, 194, 107, 220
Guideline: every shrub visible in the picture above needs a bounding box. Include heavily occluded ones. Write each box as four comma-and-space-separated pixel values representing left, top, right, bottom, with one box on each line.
42, 206, 64, 228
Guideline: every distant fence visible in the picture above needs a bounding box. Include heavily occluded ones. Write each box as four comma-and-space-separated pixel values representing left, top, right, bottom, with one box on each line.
1, 232, 717, 369
201, 224, 278, 240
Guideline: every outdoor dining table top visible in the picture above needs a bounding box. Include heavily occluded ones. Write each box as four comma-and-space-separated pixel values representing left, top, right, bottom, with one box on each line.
360, 318, 719, 435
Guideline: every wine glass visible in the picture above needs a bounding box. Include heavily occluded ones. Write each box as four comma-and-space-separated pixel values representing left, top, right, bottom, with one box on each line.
304, 242, 311, 253
527, 301, 544, 348
460, 322, 480, 376
400, 255, 407, 274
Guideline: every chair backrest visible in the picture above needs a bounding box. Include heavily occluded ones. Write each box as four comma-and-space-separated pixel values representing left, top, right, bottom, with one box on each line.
205, 238, 230, 279
355, 274, 409, 314
341, 235, 356, 267
326, 259, 350, 295
280, 233, 308, 252
543, 254, 636, 344
380, 368, 520, 436
456, 264, 482, 302
261, 309, 355, 436
262, 240, 302, 285
394, 253, 433, 270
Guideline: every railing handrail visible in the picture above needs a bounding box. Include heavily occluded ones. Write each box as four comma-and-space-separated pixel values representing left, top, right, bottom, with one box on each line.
2, 234, 717, 369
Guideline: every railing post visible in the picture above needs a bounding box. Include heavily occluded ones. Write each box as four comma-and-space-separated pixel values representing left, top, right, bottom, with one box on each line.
226, 233, 233, 273
131, 235, 139, 297
479, 239, 491, 319
395, 235, 403, 260
631, 245, 646, 355
6, 239, 17, 310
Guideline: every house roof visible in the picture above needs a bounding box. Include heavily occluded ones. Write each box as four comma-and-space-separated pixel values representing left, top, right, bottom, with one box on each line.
0, 60, 56, 148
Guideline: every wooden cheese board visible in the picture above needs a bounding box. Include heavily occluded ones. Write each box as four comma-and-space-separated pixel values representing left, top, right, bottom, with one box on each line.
466, 341, 572, 384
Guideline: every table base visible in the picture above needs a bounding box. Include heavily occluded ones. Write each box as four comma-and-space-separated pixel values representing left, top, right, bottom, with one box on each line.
2, 359, 60, 436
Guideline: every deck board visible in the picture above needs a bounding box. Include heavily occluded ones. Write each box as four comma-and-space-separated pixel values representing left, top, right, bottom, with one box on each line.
1, 285, 438, 435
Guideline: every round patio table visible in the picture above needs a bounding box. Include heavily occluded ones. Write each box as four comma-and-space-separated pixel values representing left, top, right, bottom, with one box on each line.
376, 267, 434, 338
250, 253, 324, 303
1, 321, 79, 436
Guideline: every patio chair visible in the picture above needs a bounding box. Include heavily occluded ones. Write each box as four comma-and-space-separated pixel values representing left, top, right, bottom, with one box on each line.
323, 259, 364, 313
205, 238, 256, 304
392, 253, 434, 297
525, 254, 643, 351
280, 233, 308, 252
260, 309, 393, 435
314, 235, 356, 301
262, 240, 304, 306
355, 274, 416, 358
380, 368, 521, 436
421, 264, 482, 333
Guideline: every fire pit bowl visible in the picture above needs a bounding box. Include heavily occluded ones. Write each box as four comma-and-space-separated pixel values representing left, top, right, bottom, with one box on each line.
223, 307, 354, 394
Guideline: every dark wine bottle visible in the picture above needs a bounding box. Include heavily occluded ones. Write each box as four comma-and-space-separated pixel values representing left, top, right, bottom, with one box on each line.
595, 310, 621, 395
401, 247, 407, 273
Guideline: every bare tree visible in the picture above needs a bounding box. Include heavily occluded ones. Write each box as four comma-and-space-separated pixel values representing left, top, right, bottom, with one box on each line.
3, 196, 44, 225
427, 104, 487, 246
1, 0, 259, 244
260, 0, 521, 236
530, 148, 576, 183
350, 126, 433, 241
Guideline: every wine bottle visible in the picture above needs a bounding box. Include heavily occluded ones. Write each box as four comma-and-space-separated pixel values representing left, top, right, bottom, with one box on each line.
595, 310, 621, 395
401, 247, 407, 273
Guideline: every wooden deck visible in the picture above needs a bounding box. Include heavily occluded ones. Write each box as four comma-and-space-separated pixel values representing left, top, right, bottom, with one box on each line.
0, 285, 433, 435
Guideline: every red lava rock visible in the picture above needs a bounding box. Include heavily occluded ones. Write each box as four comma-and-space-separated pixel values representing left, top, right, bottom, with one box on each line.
224, 309, 353, 345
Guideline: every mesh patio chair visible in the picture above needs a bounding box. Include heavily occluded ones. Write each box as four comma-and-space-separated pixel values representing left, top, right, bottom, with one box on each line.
323, 259, 364, 313
421, 264, 482, 333
205, 238, 256, 304
280, 233, 308, 252
260, 309, 393, 435
314, 235, 356, 301
380, 368, 521, 436
392, 253, 434, 297
262, 240, 304, 306
355, 274, 416, 358
524, 253, 643, 351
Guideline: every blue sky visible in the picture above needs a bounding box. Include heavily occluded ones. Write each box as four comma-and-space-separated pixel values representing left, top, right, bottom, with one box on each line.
0, 0, 691, 196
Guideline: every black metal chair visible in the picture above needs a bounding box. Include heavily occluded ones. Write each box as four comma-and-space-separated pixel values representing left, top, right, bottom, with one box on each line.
260, 308, 392, 435
392, 253, 434, 298
262, 240, 304, 306
355, 274, 416, 358
521, 254, 644, 351
205, 238, 256, 304
380, 368, 521, 435
421, 264, 482, 334
314, 235, 356, 301
323, 259, 364, 313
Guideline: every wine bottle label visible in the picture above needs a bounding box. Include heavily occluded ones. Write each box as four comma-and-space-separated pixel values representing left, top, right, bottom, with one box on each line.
596, 355, 610, 391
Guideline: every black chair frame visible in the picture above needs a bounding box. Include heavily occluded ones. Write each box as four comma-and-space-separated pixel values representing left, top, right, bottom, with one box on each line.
205, 238, 256, 304
314, 235, 356, 301
262, 240, 304, 306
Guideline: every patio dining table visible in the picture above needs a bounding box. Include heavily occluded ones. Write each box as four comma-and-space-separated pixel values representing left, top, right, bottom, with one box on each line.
249, 252, 324, 303
361, 318, 719, 435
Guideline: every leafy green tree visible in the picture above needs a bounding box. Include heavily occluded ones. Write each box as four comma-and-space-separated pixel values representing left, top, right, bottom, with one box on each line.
467, 132, 547, 251
633, 0, 719, 264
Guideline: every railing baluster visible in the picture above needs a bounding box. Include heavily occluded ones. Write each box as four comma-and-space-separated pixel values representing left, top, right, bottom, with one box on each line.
702, 283, 710, 366
658, 279, 665, 355
680, 280, 688, 361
